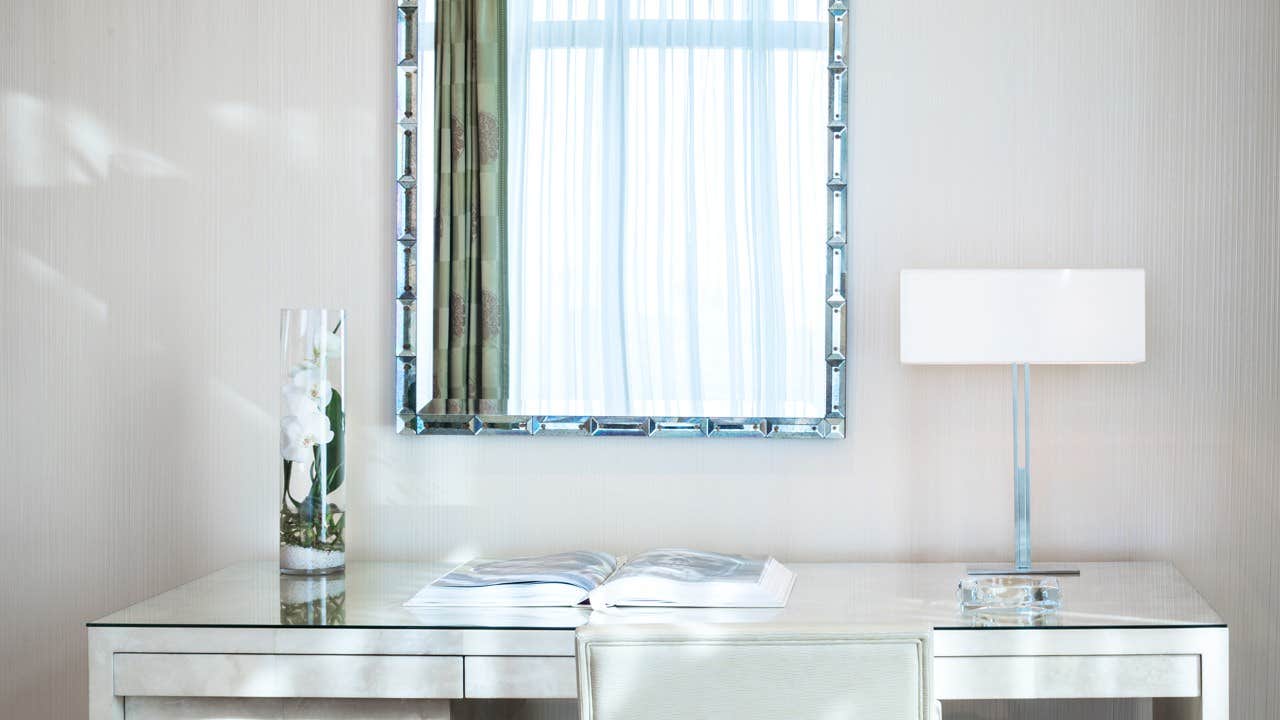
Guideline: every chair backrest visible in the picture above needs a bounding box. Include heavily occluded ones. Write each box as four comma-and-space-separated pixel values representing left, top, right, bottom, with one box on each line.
576, 624, 933, 720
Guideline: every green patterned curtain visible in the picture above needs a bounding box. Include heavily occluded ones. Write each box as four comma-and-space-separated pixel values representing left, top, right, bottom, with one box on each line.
430, 0, 507, 415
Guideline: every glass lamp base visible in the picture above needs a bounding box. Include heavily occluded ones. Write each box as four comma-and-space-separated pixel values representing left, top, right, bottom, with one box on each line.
958, 576, 1062, 616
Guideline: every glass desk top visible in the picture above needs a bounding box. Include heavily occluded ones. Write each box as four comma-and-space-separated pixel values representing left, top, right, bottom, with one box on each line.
89, 561, 1225, 632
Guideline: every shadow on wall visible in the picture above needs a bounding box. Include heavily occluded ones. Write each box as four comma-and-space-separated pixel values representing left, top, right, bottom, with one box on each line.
3, 91, 184, 187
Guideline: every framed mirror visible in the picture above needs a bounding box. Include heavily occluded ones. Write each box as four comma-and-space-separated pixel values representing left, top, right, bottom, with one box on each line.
394, 0, 848, 438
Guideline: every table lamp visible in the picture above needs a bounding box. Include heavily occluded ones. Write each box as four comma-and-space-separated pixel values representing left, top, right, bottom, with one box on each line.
900, 269, 1146, 576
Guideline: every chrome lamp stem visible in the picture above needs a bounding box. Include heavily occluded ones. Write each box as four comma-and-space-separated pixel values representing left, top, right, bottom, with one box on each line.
1012, 362, 1032, 571
967, 364, 1079, 577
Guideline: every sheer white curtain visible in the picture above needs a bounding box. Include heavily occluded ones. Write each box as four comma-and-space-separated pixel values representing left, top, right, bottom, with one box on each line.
508, 0, 826, 417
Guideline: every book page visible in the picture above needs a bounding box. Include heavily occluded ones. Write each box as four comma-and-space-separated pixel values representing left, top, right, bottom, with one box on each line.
431, 551, 618, 592
606, 549, 764, 585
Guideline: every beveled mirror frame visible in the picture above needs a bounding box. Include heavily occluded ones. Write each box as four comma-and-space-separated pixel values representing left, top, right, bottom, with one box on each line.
394, 0, 849, 438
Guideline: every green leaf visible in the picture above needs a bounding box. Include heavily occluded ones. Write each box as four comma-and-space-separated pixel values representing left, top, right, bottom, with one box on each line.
323, 389, 345, 495
282, 460, 294, 508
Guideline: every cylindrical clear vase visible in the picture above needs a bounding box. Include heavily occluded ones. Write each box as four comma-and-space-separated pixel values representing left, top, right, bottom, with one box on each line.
279, 308, 347, 575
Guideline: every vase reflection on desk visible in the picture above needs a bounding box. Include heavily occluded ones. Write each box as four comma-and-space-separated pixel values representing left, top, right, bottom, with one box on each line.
279, 308, 347, 575
280, 575, 346, 626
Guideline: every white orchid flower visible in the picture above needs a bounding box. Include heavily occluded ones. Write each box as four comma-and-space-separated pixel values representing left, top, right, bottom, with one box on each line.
280, 412, 334, 462
289, 365, 333, 409
281, 383, 319, 417
306, 329, 342, 365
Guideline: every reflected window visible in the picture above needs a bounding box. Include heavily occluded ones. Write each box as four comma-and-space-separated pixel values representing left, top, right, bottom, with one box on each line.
506, 1, 827, 417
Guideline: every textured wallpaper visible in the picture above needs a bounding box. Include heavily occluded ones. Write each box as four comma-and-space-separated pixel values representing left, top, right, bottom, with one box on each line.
1, 0, 1276, 718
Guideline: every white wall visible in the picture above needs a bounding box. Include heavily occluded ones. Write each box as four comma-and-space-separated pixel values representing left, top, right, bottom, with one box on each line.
2, 1, 1277, 718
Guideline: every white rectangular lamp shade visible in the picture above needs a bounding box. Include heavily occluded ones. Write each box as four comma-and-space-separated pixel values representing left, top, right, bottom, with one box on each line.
900, 269, 1145, 365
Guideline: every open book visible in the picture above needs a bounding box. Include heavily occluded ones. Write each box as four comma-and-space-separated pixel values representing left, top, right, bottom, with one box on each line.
404, 549, 796, 609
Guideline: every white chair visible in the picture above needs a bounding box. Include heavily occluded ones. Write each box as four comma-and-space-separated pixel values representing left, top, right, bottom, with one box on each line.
577, 625, 935, 720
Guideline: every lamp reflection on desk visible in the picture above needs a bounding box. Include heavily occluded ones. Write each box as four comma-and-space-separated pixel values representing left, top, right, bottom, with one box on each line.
960, 609, 1064, 628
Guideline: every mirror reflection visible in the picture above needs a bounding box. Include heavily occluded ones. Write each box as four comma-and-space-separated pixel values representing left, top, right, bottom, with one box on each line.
408, 1, 833, 421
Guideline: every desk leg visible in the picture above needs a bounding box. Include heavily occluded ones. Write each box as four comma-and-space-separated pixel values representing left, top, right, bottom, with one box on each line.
1153, 630, 1229, 720
88, 630, 124, 720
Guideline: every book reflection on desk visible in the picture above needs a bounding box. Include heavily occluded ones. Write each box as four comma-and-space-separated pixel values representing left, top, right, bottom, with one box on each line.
404, 548, 796, 609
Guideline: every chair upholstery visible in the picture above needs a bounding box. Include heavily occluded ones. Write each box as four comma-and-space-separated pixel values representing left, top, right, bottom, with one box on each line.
576, 624, 933, 720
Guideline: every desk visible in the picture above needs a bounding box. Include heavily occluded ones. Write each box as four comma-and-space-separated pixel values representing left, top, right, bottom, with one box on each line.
88, 562, 1227, 719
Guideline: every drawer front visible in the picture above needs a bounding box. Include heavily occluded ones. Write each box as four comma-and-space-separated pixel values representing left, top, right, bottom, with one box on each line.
123, 697, 452, 720
936, 654, 1200, 700
114, 653, 463, 699
464, 656, 577, 699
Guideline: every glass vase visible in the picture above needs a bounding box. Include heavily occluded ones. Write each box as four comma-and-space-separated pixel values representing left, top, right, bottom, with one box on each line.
279, 308, 347, 575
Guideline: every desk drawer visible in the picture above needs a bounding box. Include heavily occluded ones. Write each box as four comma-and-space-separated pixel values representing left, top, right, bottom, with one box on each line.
114, 653, 463, 699
936, 654, 1200, 700
464, 656, 577, 698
